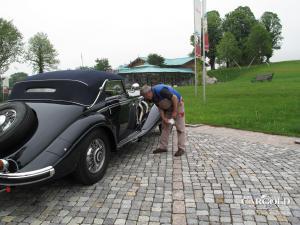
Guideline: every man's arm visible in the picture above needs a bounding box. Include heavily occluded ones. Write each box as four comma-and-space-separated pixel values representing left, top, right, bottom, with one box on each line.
159, 87, 179, 119
171, 95, 178, 118
159, 109, 169, 124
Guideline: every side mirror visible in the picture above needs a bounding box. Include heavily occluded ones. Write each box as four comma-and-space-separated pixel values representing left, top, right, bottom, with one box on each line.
131, 83, 140, 91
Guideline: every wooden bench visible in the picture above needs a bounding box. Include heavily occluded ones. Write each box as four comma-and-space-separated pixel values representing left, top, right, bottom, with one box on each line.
251, 73, 274, 82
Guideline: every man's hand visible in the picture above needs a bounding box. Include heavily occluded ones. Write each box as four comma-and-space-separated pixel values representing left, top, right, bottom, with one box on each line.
163, 118, 169, 124
159, 109, 169, 124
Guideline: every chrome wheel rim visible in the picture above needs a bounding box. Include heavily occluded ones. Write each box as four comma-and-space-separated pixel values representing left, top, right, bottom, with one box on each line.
0, 109, 17, 134
86, 138, 106, 174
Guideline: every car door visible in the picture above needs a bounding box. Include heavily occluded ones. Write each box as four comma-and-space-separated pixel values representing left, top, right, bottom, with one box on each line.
103, 80, 131, 142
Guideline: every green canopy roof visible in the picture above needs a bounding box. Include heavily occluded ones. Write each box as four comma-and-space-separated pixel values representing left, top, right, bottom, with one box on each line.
118, 56, 195, 75
118, 66, 193, 74
164, 57, 194, 66
138, 56, 194, 66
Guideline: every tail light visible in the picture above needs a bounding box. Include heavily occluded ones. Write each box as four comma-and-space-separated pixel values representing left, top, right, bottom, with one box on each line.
0, 159, 9, 172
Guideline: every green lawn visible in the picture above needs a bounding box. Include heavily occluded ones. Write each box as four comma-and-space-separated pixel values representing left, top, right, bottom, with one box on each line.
177, 60, 300, 137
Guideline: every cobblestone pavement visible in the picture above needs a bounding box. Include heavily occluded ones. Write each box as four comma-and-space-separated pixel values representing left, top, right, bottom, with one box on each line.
0, 128, 299, 225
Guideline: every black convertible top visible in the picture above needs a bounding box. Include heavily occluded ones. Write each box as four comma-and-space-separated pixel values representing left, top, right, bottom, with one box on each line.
9, 70, 123, 106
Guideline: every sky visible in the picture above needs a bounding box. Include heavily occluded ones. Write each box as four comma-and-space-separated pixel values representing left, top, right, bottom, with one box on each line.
1, 0, 299, 77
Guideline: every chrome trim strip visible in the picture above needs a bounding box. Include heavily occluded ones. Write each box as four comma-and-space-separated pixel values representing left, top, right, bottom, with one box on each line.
8, 99, 88, 107
105, 95, 120, 101
141, 101, 149, 113
138, 103, 144, 122
88, 79, 109, 109
0, 166, 55, 186
97, 99, 132, 113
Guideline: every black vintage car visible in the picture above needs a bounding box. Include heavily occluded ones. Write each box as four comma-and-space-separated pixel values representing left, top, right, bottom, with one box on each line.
0, 70, 160, 186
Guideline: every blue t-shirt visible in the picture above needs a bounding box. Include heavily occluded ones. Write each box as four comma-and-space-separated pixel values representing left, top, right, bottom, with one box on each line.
152, 84, 181, 105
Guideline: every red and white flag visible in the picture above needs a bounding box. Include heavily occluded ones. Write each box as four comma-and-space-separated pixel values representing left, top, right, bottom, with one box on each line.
202, 0, 209, 52
194, 0, 202, 35
195, 35, 201, 58
203, 17, 209, 51
194, 0, 202, 58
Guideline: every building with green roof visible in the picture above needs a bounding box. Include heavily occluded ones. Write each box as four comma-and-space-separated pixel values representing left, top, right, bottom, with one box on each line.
118, 56, 195, 86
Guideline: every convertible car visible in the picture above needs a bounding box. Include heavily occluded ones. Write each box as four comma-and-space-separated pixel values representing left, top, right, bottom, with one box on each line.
0, 70, 160, 187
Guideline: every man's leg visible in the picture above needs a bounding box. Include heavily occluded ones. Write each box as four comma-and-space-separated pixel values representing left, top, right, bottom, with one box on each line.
174, 101, 185, 156
154, 121, 170, 154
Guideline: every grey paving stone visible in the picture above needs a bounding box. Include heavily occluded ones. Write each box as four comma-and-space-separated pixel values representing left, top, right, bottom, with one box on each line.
0, 130, 299, 225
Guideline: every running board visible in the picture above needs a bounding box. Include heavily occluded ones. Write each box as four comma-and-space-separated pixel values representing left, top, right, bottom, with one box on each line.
117, 131, 139, 148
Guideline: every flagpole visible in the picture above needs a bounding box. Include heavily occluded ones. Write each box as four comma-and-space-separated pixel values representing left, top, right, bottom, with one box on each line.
202, 0, 206, 103
194, 38, 197, 96
193, 0, 197, 96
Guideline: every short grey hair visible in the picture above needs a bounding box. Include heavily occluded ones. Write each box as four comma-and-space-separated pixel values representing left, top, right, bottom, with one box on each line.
140, 85, 151, 96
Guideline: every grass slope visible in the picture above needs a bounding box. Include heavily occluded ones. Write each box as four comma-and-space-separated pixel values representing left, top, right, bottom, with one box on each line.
177, 61, 300, 137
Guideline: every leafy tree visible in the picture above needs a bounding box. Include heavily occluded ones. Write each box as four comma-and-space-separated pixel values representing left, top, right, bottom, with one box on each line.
147, 53, 165, 66
9, 72, 28, 87
261, 12, 283, 61
94, 58, 112, 71
223, 6, 257, 65
217, 32, 241, 68
207, 10, 223, 70
245, 23, 272, 64
0, 18, 23, 74
25, 32, 59, 73
189, 11, 222, 70
223, 6, 257, 43
78, 66, 93, 70
189, 35, 196, 57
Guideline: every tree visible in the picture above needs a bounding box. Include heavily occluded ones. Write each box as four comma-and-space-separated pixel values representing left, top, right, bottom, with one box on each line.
217, 32, 241, 68
189, 35, 196, 57
190, 10, 223, 70
207, 10, 223, 70
223, 6, 257, 43
147, 53, 165, 66
0, 18, 23, 74
223, 6, 257, 65
77, 66, 93, 70
25, 32, 59, 73
261, 12, 283, 61
245, 23, 272, 64
94, 58, 112, 71
9, 72, 28, 87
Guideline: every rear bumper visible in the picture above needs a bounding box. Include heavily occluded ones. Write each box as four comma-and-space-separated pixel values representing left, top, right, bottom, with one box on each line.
0, 166, 55, 186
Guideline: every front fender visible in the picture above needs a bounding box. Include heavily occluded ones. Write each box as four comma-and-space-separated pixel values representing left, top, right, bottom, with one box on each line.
138, 104, 161, 138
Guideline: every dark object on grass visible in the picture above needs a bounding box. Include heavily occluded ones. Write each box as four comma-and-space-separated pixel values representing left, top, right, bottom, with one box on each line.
251, 73, 274, 82
0, 70, 161, 187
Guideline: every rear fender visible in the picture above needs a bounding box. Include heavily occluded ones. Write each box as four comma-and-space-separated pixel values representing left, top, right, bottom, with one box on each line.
23, 114, 116, 173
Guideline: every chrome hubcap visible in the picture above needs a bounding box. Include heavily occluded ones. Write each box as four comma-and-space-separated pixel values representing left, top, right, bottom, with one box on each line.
0, 110, 17, 134
86, 138, 106, 174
